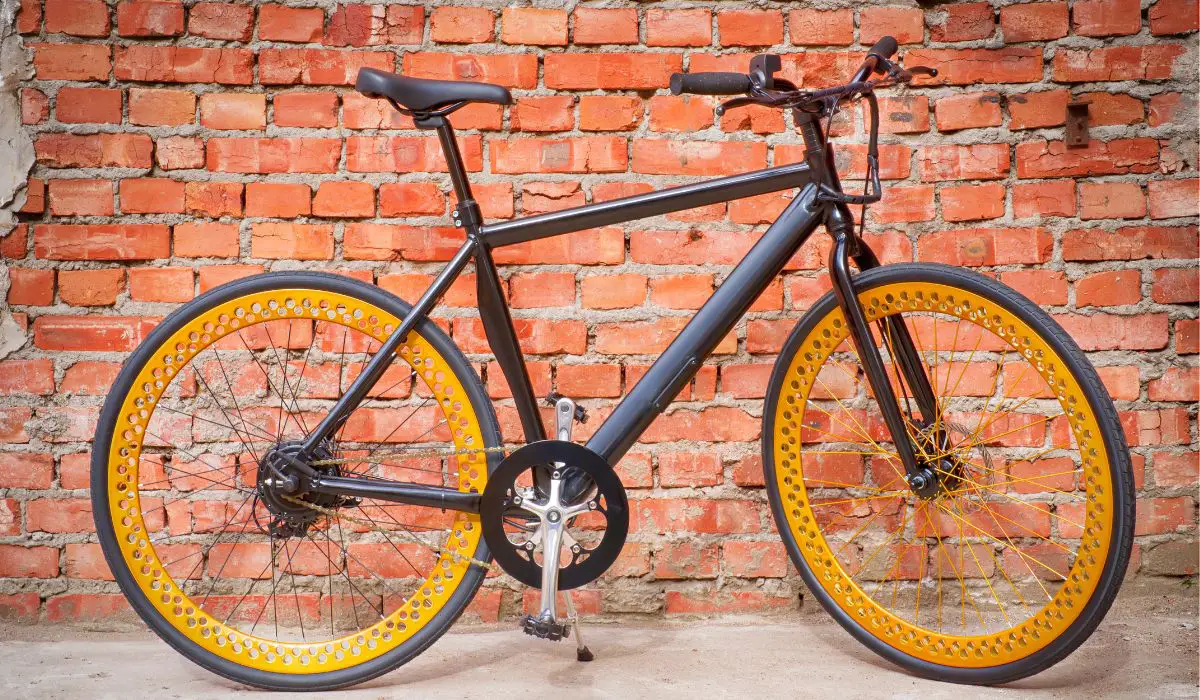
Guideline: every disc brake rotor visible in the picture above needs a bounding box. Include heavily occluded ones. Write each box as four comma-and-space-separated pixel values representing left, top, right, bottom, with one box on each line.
479, 441, 628, 590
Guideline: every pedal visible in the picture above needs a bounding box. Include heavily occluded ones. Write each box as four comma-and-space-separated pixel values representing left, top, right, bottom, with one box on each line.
519, 613, 570, 641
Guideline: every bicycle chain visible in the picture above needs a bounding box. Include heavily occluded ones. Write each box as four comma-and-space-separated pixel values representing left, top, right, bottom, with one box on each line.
281, 443, 512, 572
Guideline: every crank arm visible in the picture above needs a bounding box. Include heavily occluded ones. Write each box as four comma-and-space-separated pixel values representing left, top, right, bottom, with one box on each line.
308, 474, 481, 513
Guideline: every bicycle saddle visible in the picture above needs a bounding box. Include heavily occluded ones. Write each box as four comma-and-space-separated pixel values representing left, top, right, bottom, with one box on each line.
355, 68, 513, 112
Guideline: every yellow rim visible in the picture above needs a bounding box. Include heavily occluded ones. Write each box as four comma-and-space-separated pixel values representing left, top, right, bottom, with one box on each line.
106, 289, 488, 673
773, 282, 1113, 667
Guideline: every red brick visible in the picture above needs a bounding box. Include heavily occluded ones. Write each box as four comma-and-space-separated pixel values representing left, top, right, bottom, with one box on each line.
1076, 270, 1142, 307
378, 183, 444, 216
1079, 182, 1146, 220
0, 545, 59, 578
1150, 0, 1200, 34
1135, 497, 1194, 535
664, 590, 792, 614
173, 222, 239, 258
860, 6, 924, 43
259, 48, 393, 86
120, 178, 184, 214
1153, 452, 1199, 486
788, 9, 853, 45
929, 3, 995, 41
654, 541, 719, 579
46, 594, 130, 622
273, 92, 338, 128
1148, 179, 1200, 219
115, 46, 253, 84
199, 93, 266, 130
1149, 367, 1200, 401
492, 137, 626, 174
1152, 268, 1199, 304
59, 269, 124, 306
718, 10, 783, 47
404, 52, 536, 88
116, 0, 184, 36
581, 274, 647, 309
651, 274, 713, 309
934, 92, 1003, 131
16, 0, 42, 33
1063, 225, 1197, 261
1083, 92, 1146, 126
941, 183, 1006, 222
36, 133, 152, 169
2, 226, 29, 259
1177, 320, 1200, 354
573, 8, 638, 44
1055, 313, 1170, 351
1000, 2, 1068, 41
580, 95, 643, 131
128, 267, 193, 303
182, 182, 242, 218
873, 96, 930, 135
520, 181, 584, 214
919, 227, 1052, 266
250, 223, 334, 260
45, 0, 109, 36
258, 5, 324, 42
26, 498, 93, 533
556, 364, 621, 398
659, 452, 722, 488
313, 182, 374, 218
198, 264, 262, 292
154, 135, 203, 171
207, 138, 341, 173
31, 43, 111, 81
633, 140, 765, 176
905, 47, 1043, 85
1008, 89, 1069, 130
544, 54, 682, 90
0, 361, 54, 396
501, 7, 567, 46
871, 186, 936, 224
1013, 180, 1076, 218
512, 96, 574, 132
430, 6, 494, 43
722, 541, 788, 578
649, 95, 715, 132
1149, 93, 1186, 127
244, 182, 311, 218
1052, 46, 1186, 82
35, 224, 169, 260
646, 8, 712, 47
188, 2, 254, 41
919, 144, 1010, 181
55, 87, 121, 124
7, 268, 55, 306
1073, 0, 1142, 36
127, 88, 194, 126
21, 88, 48, 125
48, 179, 113, 216
1016, 139, 1158, 178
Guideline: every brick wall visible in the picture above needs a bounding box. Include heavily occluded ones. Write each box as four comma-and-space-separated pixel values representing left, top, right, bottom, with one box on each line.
2, 0, 1197, 623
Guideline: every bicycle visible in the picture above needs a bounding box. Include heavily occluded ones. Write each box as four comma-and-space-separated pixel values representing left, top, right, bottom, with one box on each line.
91, 37, 1135, 690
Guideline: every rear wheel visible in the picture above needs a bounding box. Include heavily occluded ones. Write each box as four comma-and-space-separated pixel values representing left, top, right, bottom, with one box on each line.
92, 272, 501, 690
763, 263, 1134, 684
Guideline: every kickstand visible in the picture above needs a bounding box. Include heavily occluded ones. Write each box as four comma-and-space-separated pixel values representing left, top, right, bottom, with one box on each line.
562, 591, 594, 662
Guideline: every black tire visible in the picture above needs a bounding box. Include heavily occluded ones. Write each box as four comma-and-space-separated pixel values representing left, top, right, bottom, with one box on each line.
763, 263, 1135, 685
91, 271, 502, 691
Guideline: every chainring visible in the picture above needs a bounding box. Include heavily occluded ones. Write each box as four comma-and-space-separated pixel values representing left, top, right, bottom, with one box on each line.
479, 441, 628, 590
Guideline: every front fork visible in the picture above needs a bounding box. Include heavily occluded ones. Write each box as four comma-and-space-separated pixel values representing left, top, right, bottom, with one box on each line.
824, 204, 943, 491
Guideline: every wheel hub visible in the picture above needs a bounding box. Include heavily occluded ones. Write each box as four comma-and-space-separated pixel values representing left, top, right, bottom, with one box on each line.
257, 440, 346, 537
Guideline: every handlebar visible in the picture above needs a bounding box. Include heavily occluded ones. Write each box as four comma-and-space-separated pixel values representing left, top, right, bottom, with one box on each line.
669, 72, 752, 96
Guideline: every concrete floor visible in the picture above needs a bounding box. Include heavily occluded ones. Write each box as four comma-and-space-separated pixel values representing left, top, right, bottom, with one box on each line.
0, 591, 1195, 698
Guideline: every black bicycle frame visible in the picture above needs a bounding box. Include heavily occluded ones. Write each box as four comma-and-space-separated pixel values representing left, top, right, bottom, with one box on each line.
293, 109, 939, 513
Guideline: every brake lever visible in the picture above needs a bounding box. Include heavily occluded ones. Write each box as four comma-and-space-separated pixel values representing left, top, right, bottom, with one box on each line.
715, 96, 760, 116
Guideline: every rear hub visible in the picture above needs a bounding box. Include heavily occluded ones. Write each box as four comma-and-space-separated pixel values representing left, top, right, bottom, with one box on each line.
257, 440, 348, 537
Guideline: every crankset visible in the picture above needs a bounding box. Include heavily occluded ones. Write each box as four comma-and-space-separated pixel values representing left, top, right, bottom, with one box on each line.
479, 439, 629, 590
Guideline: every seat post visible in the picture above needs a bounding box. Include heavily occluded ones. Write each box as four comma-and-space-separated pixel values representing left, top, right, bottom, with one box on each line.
430, 119, 475, 206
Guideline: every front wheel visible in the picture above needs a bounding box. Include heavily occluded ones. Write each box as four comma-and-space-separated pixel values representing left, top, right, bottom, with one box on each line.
91, 271, 501, 690
763, 263, 1134, 684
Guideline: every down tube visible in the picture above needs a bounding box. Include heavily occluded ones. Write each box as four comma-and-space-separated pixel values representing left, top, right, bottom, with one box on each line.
587, 183, 823, 465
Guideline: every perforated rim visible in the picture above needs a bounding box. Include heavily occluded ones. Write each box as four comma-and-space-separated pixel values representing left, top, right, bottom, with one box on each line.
772, 281, 1115, 668
104, 289, 488, 674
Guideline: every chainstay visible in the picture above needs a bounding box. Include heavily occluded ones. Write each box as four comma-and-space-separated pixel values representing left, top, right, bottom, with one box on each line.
280, 493, 494, 570
308, 444, 511, 467
283, 443, 511, 571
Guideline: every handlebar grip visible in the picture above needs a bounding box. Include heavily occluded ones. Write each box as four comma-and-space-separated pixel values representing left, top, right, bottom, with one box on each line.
867, 36, 899, 62
669, 72, 753, 96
